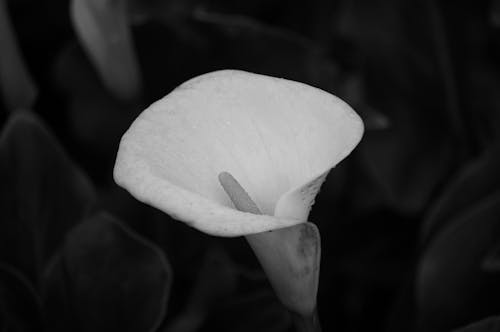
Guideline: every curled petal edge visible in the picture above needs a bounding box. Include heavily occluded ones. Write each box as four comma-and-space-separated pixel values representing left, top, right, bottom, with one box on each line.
114, 149, 337, 236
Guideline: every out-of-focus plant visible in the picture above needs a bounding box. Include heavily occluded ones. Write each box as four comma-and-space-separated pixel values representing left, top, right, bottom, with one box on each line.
417, 143, 500, 332
114, 69, 363, 331
336, 0, 461, 214
452, 316, 500, 332
43, 212, 172, 332
70, 0, 142, 101
0, 111, 172, 332
0, 0, 37, 112
0, 111, 95, 285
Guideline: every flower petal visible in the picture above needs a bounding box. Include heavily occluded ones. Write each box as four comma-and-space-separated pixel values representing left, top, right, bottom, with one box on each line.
274, 170, 329, 220
114, 151, 302, 236
218, 170, 320, 315
114, 70, 363, 236
246, 222, 321, 316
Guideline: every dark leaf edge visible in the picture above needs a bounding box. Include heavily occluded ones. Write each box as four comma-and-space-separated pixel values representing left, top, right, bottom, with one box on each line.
0, 110, 96, 203
452, 315, 500, 332
42, 212, 173, 332
421, 145, 500, 246
102, 213, 173, 332
0, 262, 42, 307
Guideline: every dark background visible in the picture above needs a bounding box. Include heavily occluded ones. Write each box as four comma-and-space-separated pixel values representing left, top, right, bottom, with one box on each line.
2, 0, 500, 331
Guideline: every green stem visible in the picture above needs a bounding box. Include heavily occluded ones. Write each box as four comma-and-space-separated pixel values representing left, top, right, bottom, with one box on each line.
219, 171, 322, 332
292, 309, 322, 332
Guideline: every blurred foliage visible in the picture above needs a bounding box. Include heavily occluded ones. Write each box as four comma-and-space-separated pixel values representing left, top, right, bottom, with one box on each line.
0, 111, 95, 286
453, 317, 500, 332
1, 0, 500, 331
43, 213, 171, 332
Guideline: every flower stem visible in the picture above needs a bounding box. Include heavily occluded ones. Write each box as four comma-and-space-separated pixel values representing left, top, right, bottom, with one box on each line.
292, 309, 321, 332
219, 171, 322, 332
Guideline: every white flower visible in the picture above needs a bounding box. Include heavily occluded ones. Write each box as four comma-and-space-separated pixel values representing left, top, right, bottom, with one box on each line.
114, 70, 363, 236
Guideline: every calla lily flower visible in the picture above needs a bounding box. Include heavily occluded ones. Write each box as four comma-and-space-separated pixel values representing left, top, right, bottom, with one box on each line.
70, 0, 142, 101
114, 70, 363, 236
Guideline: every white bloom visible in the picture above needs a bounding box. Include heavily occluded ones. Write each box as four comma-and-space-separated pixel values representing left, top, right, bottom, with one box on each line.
114, 70, 363, 236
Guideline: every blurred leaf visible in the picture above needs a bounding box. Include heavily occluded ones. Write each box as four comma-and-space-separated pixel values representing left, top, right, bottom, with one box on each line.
205, 289, 291, 332
336, 0, 461, 213
54, 42, 140, 160
416, 193, 500, 332
422, 145, 500, 244
183, 247, 237, 312
192, 0, 283, 22
462, 60, 500, 147
42, 212, 172, 332
338, 74, 389, 131
335, 0, 436, 99
197, 0, 337, 41
491, 0, 500, 27
70, 0, 142, 101
135, 9, 342, 101
99, 185, 211, 281
0, 0, 37, 112
358, 110, 455, 214
453, 316, 500, 332
0, 264, 42, 332
127, 0, 197, 25
482, 241, 500, 272
163, 247, 237, 332
0, 111, 95, 285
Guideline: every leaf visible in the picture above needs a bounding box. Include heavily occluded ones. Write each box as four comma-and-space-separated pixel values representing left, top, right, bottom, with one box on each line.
482, 240, 500, 272
162, 247, 237, 332
0, 0, 37, 112
461, 57, 500, 146
359, 108, 455, 214
182, 247, 237, 310
206, 290, 291, 332
42, 212, 172, 332
53, 42, 140, 158
421, 144, 500, 244
99, 185, 211, 280
337, 74, 390, 131
0, 111, 95, 285
491, 0, 500, 27
337, 0, 461, 214
135, 10, 341, 103
335, 0, 437, 101
126, 0, 197, 24
0, 264, 42, 332
416, 193, 500, 332
453, 316, 500, 332
70, 0, 142, 100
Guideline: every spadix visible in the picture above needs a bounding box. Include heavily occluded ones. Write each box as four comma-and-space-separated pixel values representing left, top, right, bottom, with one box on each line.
114, 70, 363, 236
